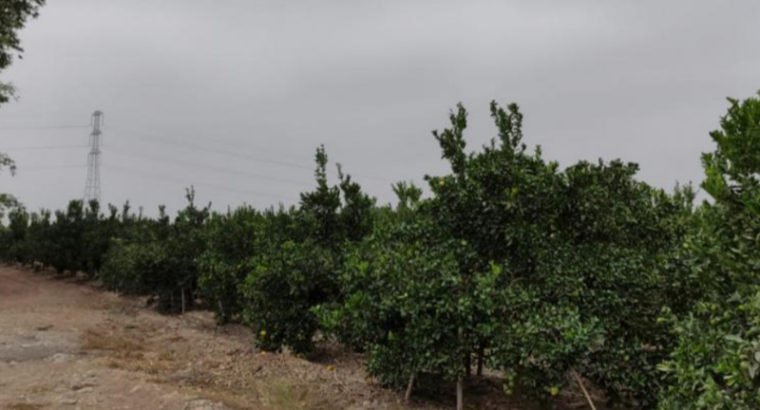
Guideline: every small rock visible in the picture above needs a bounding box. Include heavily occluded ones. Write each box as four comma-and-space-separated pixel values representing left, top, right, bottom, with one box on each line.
184, 398, 227, 410
46, 353, 74, 363
71, 381, 96, 391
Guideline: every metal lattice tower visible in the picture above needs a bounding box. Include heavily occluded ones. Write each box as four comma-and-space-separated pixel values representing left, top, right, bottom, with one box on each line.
84, 110, 104, 203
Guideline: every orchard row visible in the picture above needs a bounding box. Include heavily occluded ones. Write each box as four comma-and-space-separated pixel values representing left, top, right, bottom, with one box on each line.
2, 95, 760, 409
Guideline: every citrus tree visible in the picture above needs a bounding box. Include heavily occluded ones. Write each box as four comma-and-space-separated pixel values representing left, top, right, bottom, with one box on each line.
325, 101, 693, 409
658, 91, 760, 409
198, 206, 264, 324
240, 146, 375, 354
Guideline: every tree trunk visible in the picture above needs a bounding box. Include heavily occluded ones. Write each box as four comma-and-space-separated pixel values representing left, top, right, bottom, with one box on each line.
404, 373, 416, 402
571, 369, 597, 410
181, 287, 186, 314
476, 345, 485, 376
457, 325, 464, 410
456, 377, 464, 410
218, 300, 226, 323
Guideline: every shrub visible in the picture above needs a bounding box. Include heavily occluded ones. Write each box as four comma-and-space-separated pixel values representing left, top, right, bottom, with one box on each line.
241, 239, 337, 354
198, 206, 263, 324
658, 92, 760, 409
100, 238, 154, 295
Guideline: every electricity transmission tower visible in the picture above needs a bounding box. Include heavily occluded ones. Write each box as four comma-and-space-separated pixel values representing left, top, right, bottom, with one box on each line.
84, 110, 104, 203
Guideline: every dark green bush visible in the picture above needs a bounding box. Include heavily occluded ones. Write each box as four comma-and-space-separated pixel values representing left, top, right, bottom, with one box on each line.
241, 239, 337, 354
198, 206, 263, 324
100, 238, 155, 295
657, 92, 760, 409
323, 101, 692, 407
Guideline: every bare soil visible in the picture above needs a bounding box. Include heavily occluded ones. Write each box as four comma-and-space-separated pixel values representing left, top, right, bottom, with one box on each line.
0, 265, 575, 410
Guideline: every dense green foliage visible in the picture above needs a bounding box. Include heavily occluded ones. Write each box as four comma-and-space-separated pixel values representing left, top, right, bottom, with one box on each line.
322, 102, 693, 407
197, 206, 264, 324
239, 146, 375, 354
657, 92, 760, 409
2, 92, 759, 408
100, 190, 211, 313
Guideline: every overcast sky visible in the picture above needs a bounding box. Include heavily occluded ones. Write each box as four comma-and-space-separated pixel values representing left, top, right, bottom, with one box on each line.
1, 0, 758, 215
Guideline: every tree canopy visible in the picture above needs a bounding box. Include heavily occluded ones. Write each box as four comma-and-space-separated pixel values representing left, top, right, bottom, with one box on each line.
0, 0, 45, 103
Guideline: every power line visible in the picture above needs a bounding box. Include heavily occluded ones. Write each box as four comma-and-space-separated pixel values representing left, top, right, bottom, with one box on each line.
103, 163, 298, 203
12, 164, 87, 171
0, 125, 90, 131
8, 156, 299, 203
1, 122, 389, 185
2, 144, 88, 151
107, 126, 390, 183
107, 144, 313, 188
108, 127, 314, 171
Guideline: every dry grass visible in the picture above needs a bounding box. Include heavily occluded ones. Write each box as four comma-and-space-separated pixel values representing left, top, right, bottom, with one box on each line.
81, 327, 180, 374
76, 302, 417, 409
6, 404, 45, 410
257, 379, 312, 409
165, 334, 185, 343
81, 328, 144, 352
23, 385, 52, 395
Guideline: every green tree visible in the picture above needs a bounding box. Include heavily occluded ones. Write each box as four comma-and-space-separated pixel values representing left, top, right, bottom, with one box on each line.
198, 206, 264, 324
0, 0, 45, 104
0, 0, 46, 215
154, 188, 211, 313
242, 146, 375, 354
658, 91, 760, 409
325, 101, 691, 409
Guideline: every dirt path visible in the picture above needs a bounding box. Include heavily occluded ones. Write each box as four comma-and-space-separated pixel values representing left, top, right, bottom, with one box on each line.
0, 266, 551, 410
0, 265, 414, 410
